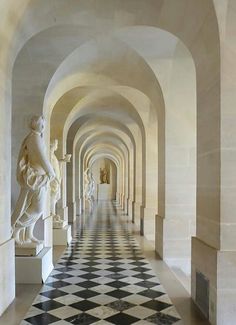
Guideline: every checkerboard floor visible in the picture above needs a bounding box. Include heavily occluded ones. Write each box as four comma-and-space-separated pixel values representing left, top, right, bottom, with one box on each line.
20, 201, 181, 324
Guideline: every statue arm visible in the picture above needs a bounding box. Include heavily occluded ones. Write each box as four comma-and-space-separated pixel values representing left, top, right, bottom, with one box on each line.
58, 154, 71, 176
59, 154, 71, 165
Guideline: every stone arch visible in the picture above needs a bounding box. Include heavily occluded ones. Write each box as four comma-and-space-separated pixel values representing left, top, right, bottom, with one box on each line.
89, 156, 118, 202
84, 142, 126, 208
71, 120, 135, 216
79, 132, 129, 205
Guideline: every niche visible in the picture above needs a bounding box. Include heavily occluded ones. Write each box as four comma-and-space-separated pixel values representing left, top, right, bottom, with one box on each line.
91, 158, 117, 200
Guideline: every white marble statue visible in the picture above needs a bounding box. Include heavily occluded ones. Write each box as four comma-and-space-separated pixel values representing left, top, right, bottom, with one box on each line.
50, 139, 71, 228
90, 173, 96, 200
11, 115, 55, 248
84, 168, 96, 213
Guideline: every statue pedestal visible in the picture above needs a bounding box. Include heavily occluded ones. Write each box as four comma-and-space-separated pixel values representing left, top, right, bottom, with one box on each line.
53, 220, 67, 229
15, 242, 44, 256
53, 225, 72, 246
16, 247, 53, 283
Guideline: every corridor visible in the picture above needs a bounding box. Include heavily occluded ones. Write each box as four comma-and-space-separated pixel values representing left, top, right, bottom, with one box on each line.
21, 201, 181, 325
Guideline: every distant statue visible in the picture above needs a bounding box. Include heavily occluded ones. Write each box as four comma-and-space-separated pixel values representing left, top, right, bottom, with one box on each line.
11, 115, 55, 247
100, 167, 109, 184
84, 168, 96, 212
50, 139, 71, 228
90, 173, 96, 199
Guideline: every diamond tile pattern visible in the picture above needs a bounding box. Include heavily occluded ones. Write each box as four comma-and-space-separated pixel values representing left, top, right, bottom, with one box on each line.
21, 201, 181, 324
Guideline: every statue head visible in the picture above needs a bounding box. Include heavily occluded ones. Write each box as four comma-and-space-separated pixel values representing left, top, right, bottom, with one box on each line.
50, 139, 58, 152
30, 115, 45, 134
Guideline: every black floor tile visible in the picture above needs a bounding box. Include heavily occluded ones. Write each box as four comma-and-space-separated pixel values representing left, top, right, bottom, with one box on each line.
145, 312, 181, 324
106, 312, 139, 324
25, 313, 60, 325
108, 267, 125, 273
142, 300, 172, 311
39, 289, 67, 299
106, 289, 132, 299
74, 289, 100, 299
46, 281, 70, 289
136, 280, 160, 288
139, 289, 165, 299
80, 273, 100, 280
107, 281, 127, 289
79, 281, 99, 289
70, 300, 99, 311
134, 274, 154, 280
52, 273, 74, 280
34, 300, 64, 311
